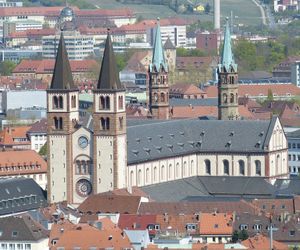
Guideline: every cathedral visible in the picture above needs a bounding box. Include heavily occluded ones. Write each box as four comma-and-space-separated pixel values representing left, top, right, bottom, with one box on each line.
47, 20, 288, 205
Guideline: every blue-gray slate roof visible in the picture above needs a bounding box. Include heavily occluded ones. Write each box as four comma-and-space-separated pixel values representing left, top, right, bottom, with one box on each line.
140, 176, 275, 202
0, 178, 47, 216
126, 117, 277, 165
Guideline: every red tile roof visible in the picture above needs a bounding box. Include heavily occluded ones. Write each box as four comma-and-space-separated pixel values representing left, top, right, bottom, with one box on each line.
118, 214, 156, 230
27, 118, 47, 134
14, 59, 99, 74
0, 150, 47, 175
199, 213, 233, 235
170, 83, 206, 95
0, 126, 30, 146
242, 234, 288, 250
205, 84, 300, 98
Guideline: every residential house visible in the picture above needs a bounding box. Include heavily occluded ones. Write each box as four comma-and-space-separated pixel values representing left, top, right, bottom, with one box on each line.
0, 150, 47, 189
242, 234, 288, 250
169, 83, 207, 99
0, 215, 49, 250
287, 129, 300, 175
0, 178, 47, 217
198, 213, 233, 244
0, 126, 31, 150
27, 118, 47, 152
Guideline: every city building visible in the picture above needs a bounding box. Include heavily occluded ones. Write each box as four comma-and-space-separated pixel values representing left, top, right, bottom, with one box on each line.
0, 216, 48, 250
274, 0, 299, 12
27, 118, 47, 153
196, 31, 219, 54
0, 150, 47, 189
47, 21, 288, 205
286, 129, 300, 175
0, 126, 31, 150
0, 0, 22, 8
0, 177, 47, 217
42, 30, 94, 60
13, 59, 99, 81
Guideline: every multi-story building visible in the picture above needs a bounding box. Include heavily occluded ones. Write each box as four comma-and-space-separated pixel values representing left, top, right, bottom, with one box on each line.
0, 150, 47, 189
42, 30, 94, 60
47, 20, 288, 206
0, 0, 22, 7
286, 129, 300, 175
27, 118, 47, 153
274, 0, 299, 12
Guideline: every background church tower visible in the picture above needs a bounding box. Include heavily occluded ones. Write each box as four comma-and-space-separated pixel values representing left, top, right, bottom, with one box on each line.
92, 32, 127, 193
47, 33, 79, 204
217, 18, 239, 120
149, 18, 170, 120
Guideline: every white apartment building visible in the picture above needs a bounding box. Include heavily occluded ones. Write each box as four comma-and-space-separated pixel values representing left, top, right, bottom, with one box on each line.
147, 24, 187, 48
42, 31, 94, 60
287, 129, 300, 175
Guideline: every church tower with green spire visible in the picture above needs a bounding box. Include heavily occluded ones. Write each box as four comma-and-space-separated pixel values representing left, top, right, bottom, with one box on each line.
217, 18, 239, 120
149, 18, 170, 120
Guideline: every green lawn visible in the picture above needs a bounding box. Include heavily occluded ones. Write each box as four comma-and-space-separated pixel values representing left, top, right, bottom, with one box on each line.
87, 0, 262, 26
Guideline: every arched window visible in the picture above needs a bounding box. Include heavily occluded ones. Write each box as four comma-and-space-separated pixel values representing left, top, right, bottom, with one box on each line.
176, 163, 180, 178
54, 117, 58, 129
118, 96, 123, 109
154, 93, 158, 103
106, 118, 110, 130
161, 92, 165, 102
59, 117, 63, 130
230, 76, 234, 84
191, 160, 194, 175
71, 95, 76, 108
59, 96, 63, 109
100, 118, 105, 130
75, 160, 81, 174
100, 96, 105, 110
119, 117, 123, 129
255, 160, 261, 176
154, 167, 158, 182
205, 160, 211, 175
161, 165, 165, 180
239, 160, 245, 176
146, 168, 150, 183
81, 161, 87, 174
130, 170, 134, 186
53, 96, 58, 109
183, 161, 187, 177
105, 96, 110, 110
168, 164, 172, 179
230, 93, 234, 103
138, 170, 142, 185
223, 160, 229, 175
223, 93, 228, 104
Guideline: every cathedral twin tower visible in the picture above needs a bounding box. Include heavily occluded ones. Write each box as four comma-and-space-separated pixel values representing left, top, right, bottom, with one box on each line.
47, 19, 238, 204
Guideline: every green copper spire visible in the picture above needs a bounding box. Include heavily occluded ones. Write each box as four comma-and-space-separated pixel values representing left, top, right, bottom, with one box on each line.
219, 18, 237, 72
150, 18, 168, 73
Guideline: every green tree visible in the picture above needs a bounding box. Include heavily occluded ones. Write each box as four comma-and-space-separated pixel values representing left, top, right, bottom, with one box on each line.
0, 61, 17, 76
238, 229, 249, 241
232, 230, 239, 243
39, 143, 47, 157
267, 88, 274, 101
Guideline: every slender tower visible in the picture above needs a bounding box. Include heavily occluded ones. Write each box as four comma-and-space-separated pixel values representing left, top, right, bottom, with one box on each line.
217, 19, 239, 120
214, 0, 220, 30
92, 32, 127, 193
149, 18, 170, 120
47, 33, 79, 204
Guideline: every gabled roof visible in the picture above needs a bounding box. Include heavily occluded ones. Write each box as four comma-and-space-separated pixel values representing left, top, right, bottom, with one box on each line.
78, 194, 141, 214
126, 118, 277, 165
96, 33, 124, 91
27, 118, 47, 134
0, 215, 48, 241
164, 37, 176, 50
242, 234, 288, 250
0, 178, 47, 216
199, 213, 233, 235
149, 19, 168, 73
140, 176, 275, 202
50, 33, 76, 90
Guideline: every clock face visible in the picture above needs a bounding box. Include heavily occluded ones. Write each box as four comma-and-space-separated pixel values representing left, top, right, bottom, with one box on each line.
76, 179, 92, 197
78, 136, 88, 149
